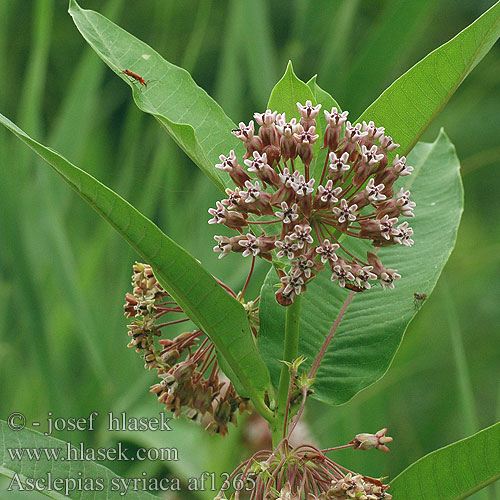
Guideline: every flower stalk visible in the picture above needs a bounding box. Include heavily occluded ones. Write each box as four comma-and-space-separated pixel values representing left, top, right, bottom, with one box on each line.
272, 294, 302, 447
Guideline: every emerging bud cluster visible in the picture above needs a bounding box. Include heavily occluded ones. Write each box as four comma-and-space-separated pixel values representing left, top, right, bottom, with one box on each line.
210, 102, 415, 305
124, 263, 250, 436
215, 429, 393, 499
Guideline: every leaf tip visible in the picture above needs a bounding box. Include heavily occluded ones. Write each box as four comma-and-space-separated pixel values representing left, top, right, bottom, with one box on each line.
307, 74, 318, 86
68, 0, 79, 15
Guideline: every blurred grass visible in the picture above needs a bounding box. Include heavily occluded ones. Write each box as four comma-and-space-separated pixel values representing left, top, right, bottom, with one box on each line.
0, 0, 499, 498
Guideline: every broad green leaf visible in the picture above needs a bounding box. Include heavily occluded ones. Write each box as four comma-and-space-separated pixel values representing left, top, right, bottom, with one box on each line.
390, 421, 500, 500
356, 0, 500, 157
0, 420, 158, 499
267, 61, 315, 123
259, 130, 463, 405
307, 76, 341, 116
68, 0, 243, 192
0, 112, 271, 418
267, 62, 321, 179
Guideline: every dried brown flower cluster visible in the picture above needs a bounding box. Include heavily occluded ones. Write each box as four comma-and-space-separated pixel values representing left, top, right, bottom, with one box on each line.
215, 429, 393, 499
209, 102, 415, 305
124, 262, 250, 436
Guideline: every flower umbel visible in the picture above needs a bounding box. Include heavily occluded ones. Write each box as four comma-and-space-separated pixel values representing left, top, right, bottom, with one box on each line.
124, 262, 250, 436
214, 430, 394, 500
210, 103, 415, 305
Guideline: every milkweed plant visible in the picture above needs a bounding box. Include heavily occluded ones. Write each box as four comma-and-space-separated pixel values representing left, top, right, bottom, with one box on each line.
2, 1, 500, 499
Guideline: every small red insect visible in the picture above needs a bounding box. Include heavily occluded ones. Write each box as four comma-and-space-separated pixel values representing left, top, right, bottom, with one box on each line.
414, 292, 427, 309
122, 69, 147, 87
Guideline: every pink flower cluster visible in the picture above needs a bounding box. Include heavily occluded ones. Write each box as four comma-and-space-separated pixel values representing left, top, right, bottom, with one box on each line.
209, 102, 415, 305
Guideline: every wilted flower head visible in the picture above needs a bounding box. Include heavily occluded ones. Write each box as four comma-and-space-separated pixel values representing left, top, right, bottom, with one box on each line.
210, 102, 416, 305
124, 262, 250, 436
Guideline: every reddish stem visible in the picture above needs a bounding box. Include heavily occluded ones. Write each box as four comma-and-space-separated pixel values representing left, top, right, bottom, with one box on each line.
320, 223, 368, 265
215, 278, 238, 298
287, 386, 308, 440
308, 292, 355, 379
312, 219, 324, 245
198, 352, 217, 378
156, 317, 190, 328
282, 367, 296, 439
322, 443, 355, 453
319, 152, 330, 185
246, 219, 281, 224
156, 301, 179, 307
241, 255, 256, 298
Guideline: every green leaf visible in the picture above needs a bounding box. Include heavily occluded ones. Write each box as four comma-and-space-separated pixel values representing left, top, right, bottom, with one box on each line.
68, 0, 243, 192
259, 130, 463, 405
0, 112, 271, 419
0, 420, 158, 499
390, 421, 500, 500
356, 0, 500, 157
307, 76, 341, 115
267, 61, 316, 123
267, 62, 322, 179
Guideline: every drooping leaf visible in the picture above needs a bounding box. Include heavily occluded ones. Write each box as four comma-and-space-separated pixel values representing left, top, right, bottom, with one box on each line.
68, 0, 243, 192
0, 112, 271, 416
259, 130, 463, 405
356, 0, 500, 157
390, 421, 500, 500
0, 420, 159, 499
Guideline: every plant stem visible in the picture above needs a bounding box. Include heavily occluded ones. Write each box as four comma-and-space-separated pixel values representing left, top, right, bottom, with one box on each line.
309, 292, 354, 379
272, 295, 302, 447
241, 255, 256, 298
287, 386, 308, 440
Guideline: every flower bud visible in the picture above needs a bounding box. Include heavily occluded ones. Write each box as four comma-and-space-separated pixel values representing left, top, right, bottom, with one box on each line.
350, 428, 393, 452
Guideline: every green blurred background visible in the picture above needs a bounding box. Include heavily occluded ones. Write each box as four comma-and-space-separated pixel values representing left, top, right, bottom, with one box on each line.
0, 0, 499, 498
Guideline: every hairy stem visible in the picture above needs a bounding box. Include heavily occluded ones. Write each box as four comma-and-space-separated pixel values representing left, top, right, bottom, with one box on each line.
272, 295, 302, 447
